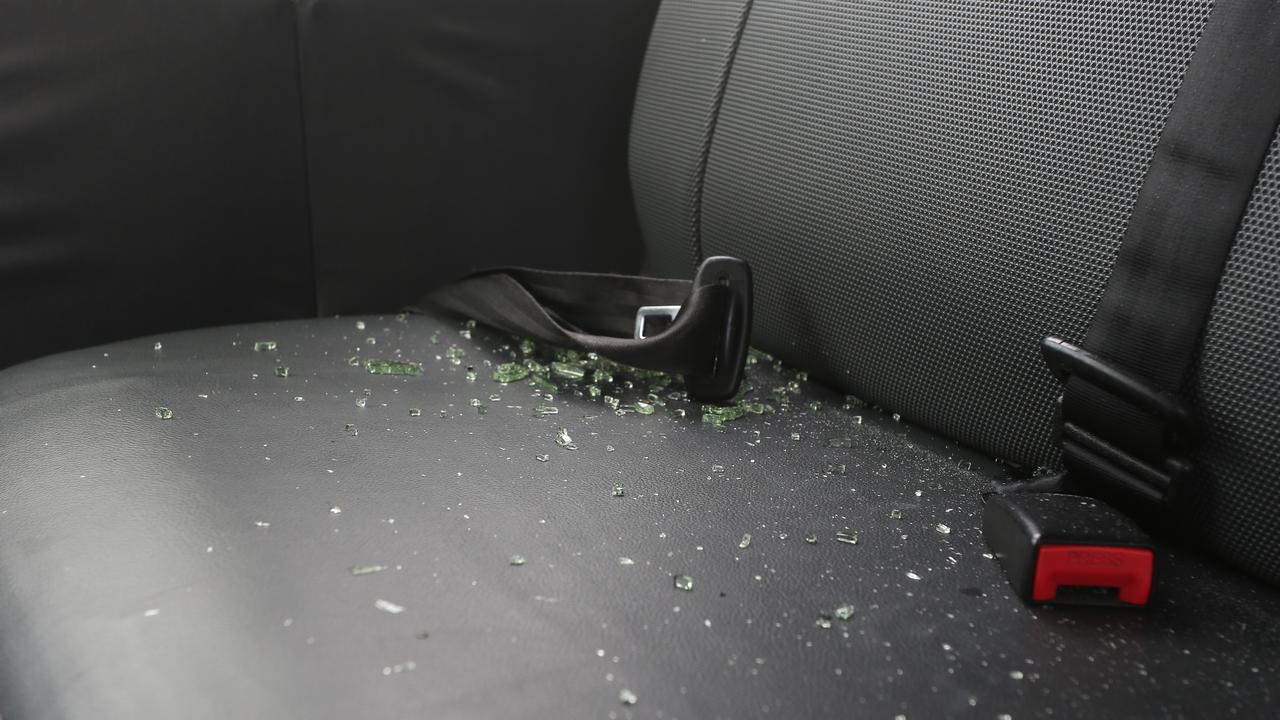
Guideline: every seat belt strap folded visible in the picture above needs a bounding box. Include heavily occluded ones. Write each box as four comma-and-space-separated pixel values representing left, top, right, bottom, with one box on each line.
1047, 0, 1280, 512
415, 256, 753, 402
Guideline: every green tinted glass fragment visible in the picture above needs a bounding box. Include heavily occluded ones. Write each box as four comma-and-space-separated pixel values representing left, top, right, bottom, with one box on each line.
550, 361, 586, 380
493, 363, 530, 384
365, 359, 423, 376
701, 404, 746, 427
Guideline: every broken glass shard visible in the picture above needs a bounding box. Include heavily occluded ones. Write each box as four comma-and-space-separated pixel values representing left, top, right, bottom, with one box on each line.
936, 523, 951, 535
551, 361, 586, 380
351, 565, 387, 576
555, 427, 573, 447
154, 406, 173, 420
365, 359, 423, 376
345, 423, 358, 435
535, 454, 550, 463
409, 408, 422, 417
834, 604, 855, 621
835, 531, 859, 545
738, 533, 752, 549
275, 366, 290, 378
634, 400, 656, 415
355, 397, 367, 408
493, 363, 530, 384
815, 615, 833, 629
673, 574, 694, 592
612, 483, 625, 497
827, 437, 852, 448
890, 509, 903, 519
533, 405, 559, 418
509, 554, 527, 566
804, 533, 818, 544
619, 688, 638, 706
374, 599, 405, 614
254, 340, 277, 352
711, 464, 726, 474
702, 404, 746, 427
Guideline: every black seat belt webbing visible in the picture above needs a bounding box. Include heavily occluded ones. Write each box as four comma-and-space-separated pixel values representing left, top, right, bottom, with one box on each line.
415, 256, 753, 403
1048, 0, 1280, 510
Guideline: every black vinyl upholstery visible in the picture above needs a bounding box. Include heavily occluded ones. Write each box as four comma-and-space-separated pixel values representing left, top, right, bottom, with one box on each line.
0, 0, 315, 368
1, 314, 1277, 719
296, 0, 657, 315
0, 0, 654, 369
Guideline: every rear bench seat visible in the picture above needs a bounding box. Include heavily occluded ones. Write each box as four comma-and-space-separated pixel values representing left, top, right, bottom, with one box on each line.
2, 0, 1279, 718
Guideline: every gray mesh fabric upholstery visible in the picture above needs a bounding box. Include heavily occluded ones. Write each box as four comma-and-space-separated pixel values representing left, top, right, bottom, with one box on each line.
629, 0, 753, 278
1192, 130, 1280, 582
632, 0, 1280, 584
699, 0, 1214, 468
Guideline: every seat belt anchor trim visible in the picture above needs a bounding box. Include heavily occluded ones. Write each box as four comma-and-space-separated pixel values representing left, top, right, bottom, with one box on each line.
1041, 337, 1196, 508
681, 257, 753, 403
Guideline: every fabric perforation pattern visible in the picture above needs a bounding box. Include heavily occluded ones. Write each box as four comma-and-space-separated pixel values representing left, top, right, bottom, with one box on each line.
697, 0, 1214, 467
630, 0, 754, 278
1191, 129, 1280, 582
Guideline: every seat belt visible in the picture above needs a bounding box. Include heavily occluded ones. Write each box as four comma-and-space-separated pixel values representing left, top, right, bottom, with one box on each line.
987, 0, 1280, 606
414, 256, 753, 402
1048, 0, 1280, 514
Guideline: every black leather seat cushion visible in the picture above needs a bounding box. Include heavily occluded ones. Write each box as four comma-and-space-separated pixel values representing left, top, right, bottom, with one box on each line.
1, 313, 1277, 718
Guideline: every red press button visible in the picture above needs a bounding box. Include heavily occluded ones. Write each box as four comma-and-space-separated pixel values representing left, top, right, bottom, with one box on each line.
1032, 545, 1154, 606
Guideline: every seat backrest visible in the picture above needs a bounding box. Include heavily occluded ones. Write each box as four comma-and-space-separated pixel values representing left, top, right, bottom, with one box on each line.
630, 0, 1280, 582
0, 0, 657, 368
0, 0, 315, 366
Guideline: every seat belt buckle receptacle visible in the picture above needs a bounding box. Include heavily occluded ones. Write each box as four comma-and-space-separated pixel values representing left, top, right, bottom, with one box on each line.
983, 492, 1154, 607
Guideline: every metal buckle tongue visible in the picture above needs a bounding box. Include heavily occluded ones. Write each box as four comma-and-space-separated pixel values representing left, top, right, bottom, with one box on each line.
634, 305, 682, 340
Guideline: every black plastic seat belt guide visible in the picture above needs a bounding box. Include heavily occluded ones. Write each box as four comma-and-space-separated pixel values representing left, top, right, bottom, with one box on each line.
415, 257, 753, 403
1049, 0, 1280, 513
